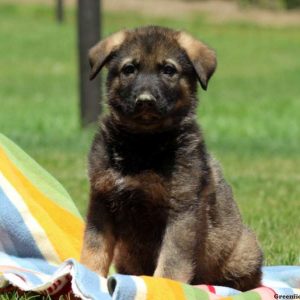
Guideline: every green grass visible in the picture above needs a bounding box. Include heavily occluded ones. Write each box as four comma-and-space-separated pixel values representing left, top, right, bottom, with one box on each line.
0, 3, 299, 298
0, 291, 72, 300
0, 292, 49, 300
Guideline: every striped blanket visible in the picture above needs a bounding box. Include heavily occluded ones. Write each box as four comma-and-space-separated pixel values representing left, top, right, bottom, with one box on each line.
0, 133, 299, 299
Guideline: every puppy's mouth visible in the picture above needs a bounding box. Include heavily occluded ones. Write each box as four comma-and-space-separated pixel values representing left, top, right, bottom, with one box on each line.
133, 110, 162, 125
132, 94, 162, 124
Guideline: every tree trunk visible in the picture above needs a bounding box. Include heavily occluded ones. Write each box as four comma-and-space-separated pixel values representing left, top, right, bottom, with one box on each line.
77, 0, 102, 127
56, 0, 64, 23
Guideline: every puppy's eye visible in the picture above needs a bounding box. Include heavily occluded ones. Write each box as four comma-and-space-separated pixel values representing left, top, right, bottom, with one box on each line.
122, 64, 136, 76
162, 64, 177, 77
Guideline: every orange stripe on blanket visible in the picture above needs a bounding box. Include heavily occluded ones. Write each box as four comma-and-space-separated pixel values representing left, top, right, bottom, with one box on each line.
141, 276, 186, 300
0, 148, 84, 262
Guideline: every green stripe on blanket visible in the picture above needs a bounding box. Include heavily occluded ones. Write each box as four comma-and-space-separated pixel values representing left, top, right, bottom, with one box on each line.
0, 133, 81, 218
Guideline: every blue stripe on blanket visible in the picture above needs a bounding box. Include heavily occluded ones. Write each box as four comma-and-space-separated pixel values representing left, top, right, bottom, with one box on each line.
0, 187, 44, 259
273, 288, 300, 297
0, 226, 18, 256
0, 252, 57, 274
11, 270, 44, 286
108, 274, 138, 300
263, 266, 300, 289
64, 259, 111, 300
214, 286, 240, 297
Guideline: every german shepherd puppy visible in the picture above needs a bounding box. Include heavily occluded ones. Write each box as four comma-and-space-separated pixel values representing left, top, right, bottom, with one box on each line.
81, 26, 263, 291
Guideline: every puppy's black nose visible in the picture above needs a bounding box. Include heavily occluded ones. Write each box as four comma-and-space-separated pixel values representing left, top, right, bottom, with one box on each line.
135, 92, 157, 109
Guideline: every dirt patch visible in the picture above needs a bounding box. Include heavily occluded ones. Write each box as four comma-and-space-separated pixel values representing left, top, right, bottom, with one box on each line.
4, 0, 300, 26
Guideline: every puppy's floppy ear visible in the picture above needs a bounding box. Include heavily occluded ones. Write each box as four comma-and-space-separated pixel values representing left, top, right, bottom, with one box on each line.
177, 31, 217, 90
89, 30, 127, 80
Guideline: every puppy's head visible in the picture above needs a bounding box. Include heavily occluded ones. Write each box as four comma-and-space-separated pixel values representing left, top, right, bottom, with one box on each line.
89, 26, 216, 131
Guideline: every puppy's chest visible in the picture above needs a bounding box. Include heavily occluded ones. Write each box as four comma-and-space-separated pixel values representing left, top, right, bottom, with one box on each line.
107, 168, 170, 236
109, 168, 169, 207
99, 136, 178, 228
110, 141, 175, 174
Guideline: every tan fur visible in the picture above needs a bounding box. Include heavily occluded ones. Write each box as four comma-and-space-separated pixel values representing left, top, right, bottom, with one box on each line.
89, 30, 127, 79
94, 170, 168, 205
111, 112, 174, 133
174, 78, 193, 110
165, 58, 182, 72
120, 57, 135, 69
80, 225, 115, 277
177, 31, 217, 90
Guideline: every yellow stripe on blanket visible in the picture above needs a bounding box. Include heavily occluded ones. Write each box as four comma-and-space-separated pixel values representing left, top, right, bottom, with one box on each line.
142, 276, 187, 300
0, 147, 84, 262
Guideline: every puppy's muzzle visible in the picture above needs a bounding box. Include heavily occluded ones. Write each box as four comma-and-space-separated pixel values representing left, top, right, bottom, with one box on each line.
135, 92, 157, 110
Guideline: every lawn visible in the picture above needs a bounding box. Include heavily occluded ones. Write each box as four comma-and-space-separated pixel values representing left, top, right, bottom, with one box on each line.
0, 2, 299, 298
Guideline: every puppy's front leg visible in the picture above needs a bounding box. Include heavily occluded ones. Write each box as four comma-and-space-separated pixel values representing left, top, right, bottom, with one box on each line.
154, 212, 197, 283
81, 191, 116, 277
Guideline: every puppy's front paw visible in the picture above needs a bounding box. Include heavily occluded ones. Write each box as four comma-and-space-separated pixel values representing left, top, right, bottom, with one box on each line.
154, 262, 193, 283
80, 247, 109, 277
